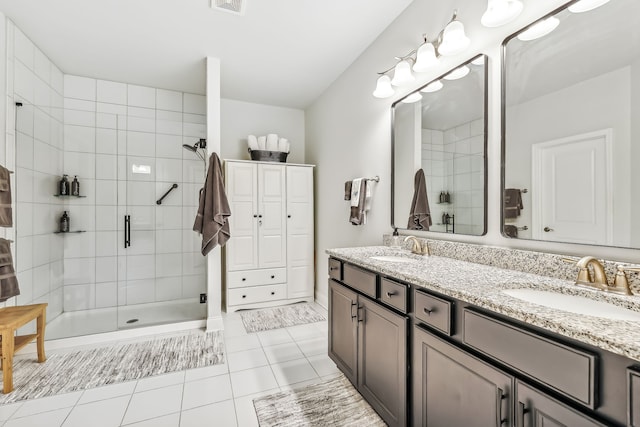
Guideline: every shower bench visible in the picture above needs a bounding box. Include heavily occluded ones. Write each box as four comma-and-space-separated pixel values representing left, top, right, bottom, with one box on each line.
0, 303, 47, 393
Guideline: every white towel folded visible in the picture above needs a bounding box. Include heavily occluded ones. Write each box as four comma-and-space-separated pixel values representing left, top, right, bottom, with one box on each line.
363, 182, 373, 224
248, 135, 258, 151
278, 138, 289, 153
257, 136, 266, 150
266, 134, 279, 151
350, 178, 362, 208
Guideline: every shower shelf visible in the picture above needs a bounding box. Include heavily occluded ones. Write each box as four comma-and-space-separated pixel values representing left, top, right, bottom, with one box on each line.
54, 230, 86, 234
53, 194, 86, 198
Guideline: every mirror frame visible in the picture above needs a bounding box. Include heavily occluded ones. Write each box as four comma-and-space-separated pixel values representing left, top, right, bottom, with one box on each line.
391, 54, 489, 236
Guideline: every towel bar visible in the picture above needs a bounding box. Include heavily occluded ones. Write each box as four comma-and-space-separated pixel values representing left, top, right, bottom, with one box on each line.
366, 176, 380, 183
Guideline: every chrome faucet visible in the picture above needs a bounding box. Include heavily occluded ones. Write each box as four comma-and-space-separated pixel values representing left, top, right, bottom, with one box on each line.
404, 236, 429, 256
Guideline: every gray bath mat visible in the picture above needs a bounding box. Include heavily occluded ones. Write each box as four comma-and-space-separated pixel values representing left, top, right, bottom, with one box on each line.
253, 375, 386, 426
0, 331, 224, 404
240, 303, 326, 333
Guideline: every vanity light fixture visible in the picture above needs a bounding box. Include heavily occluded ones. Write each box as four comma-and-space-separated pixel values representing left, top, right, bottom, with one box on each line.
517, 16, 560, 41
420, 80, 443, 93
437, 12, 471, 56
373, 75, 395, 98
412, 39, 439, 72
568, 0, 610, 13
372, 9, 472, 98
391, 59, 416, 86
401, 92, 423, 103
481, 0, 524, 27
443, 65, 470, 80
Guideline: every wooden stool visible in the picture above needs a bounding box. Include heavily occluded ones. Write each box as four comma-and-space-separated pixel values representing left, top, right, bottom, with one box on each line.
0, 303, 47, 393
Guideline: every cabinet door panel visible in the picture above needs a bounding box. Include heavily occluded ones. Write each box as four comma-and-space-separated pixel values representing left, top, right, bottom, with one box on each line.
359, 297, 407, 427
288, 264, 313, 298
258, 164, 286, 268
225, 163, 258, 271
328, 280, 358, 385
286, 166, 314, 298
516, 381, 605, 427
413, 326, 512, 427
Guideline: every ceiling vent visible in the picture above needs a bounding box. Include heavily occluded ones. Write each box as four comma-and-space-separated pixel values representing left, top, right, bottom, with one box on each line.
212, 0, 246, 15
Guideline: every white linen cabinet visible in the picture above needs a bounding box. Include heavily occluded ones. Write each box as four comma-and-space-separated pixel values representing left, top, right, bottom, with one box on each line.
224, 160, 315, 312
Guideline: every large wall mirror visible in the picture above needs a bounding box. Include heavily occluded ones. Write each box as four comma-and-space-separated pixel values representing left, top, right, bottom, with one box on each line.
392, 54, 487, 235
502, 0, 640, 248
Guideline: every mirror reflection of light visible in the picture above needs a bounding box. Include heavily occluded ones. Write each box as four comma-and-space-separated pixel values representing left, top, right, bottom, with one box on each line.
421, 80, 444, 93
517, 17, 560, 41
373, 75, 395, 98
481, 0, 524, 27
401, 92, 423, 103
568, 0, 610, 13
443, 65, 470, 80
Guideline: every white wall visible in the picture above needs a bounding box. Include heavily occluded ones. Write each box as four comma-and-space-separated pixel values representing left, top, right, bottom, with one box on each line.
632, 59, 640, 246
220, 99, 305, 164
306, 0, 640, 308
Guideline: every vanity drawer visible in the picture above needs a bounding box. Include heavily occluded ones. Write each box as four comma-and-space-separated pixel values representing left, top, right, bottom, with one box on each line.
463, 308, 597, 409
414, 290, 453, 335
328, 258, 342, 281
227, 268, 286, 289
343, 263, 377, 298
227, 284, 287, 306
380, 278, 407, 313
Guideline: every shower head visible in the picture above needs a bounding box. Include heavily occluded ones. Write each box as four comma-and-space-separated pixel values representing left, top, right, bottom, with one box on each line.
182, 138, 207, 153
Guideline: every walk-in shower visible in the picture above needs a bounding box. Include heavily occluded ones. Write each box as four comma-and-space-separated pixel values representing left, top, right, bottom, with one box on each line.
12, 73, 209, 341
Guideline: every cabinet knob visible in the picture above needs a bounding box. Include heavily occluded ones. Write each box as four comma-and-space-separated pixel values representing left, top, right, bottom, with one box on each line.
242, 278, 246, 281
271, 291, 275, 295
242, 295, 246, 298
258, 214, 263, 218
423, 307, 433, 315
253, 214, 258, 218
386, 291, 397, 298
287, 215, 291, 218
329, 267, 339, 271
271, 275, 275, 279
544, 227, 554, 232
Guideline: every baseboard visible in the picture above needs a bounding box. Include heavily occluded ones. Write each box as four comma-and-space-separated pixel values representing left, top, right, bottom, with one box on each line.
315, 292, 328, 310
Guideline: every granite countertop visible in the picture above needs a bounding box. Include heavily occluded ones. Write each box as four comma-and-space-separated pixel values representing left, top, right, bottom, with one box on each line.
326, 246, 640, 362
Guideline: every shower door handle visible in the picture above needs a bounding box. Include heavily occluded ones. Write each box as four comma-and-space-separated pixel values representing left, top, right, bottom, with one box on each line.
124, 215, 131, 248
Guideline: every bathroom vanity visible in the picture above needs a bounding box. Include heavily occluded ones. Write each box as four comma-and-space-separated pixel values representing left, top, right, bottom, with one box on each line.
327, 246, 640, 427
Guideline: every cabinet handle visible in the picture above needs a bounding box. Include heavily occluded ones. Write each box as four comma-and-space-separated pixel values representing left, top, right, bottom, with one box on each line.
242, 295, 246, 299
253, 214, 258, 218
423, 307, 433, 315
496, 388, 507, 425
242, 278, 246, 281
358, 305, 364, 323
271, 275, 275, 279
517, 401, 528, 427
329, 267, 339, 271
271, 291, 275, 295
258, 214, 263, 218
287, 215, 291, 218
351, 301, 357, 322
386, 291, 397, 298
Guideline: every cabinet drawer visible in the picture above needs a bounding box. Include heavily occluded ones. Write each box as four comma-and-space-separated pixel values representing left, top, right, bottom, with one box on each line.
343, 263, 377, 298
414, 290, 453, 335
227, 268, 286, 289
227, 284, 286, 306
328, 258, 342, 281
463, 308, 597, 409
380, 278, 407, 313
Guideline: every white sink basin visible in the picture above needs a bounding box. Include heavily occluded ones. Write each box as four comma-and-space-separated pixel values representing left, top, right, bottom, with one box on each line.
370, 255, 414, 263
502, 289, 640, 321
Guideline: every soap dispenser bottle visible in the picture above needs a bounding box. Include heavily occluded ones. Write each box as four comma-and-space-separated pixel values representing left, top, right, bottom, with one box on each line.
71, 176, 80, 196
59, 211, 70, 233
390, 228, 401, 247
59, 174, 69, 196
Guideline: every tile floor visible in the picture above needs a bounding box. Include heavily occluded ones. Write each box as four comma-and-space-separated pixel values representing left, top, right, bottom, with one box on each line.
0, 303, 340, 427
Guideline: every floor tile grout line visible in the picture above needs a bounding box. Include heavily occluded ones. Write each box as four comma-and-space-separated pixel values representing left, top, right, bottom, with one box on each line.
117, 387, 136, 427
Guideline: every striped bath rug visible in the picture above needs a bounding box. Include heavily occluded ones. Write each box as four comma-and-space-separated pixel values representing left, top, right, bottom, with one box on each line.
253, 375, 386, 426
240, 303, 326, 333
0, 331, 224, 404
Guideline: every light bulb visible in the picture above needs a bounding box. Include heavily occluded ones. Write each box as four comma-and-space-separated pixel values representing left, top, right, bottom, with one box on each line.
517, 17, 560, 41
413, 42, 439, 73
481, 0, 523, 27
438, 20, 471, 56
391, 60, 415, 86
401, 92, 422, 103
421, 80, 443, 93
568, 0, 610, 13
372, 75, 394, 98
443, 65, 470, 80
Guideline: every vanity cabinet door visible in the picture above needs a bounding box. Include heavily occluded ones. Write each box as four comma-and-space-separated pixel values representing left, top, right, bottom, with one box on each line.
413, 325, 513, 427
515, 381, 606, 427
358, 296, 407, 427
328, 280, 358, 385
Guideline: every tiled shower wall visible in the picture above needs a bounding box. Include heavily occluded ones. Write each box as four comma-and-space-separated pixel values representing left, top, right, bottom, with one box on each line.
7, 22, 65, 321
62, 76, 207, 311
6, 19, 207, 319
422, 118, 484, 235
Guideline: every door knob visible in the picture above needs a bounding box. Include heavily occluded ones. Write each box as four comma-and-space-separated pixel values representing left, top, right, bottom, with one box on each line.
544, 227, 554, 232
